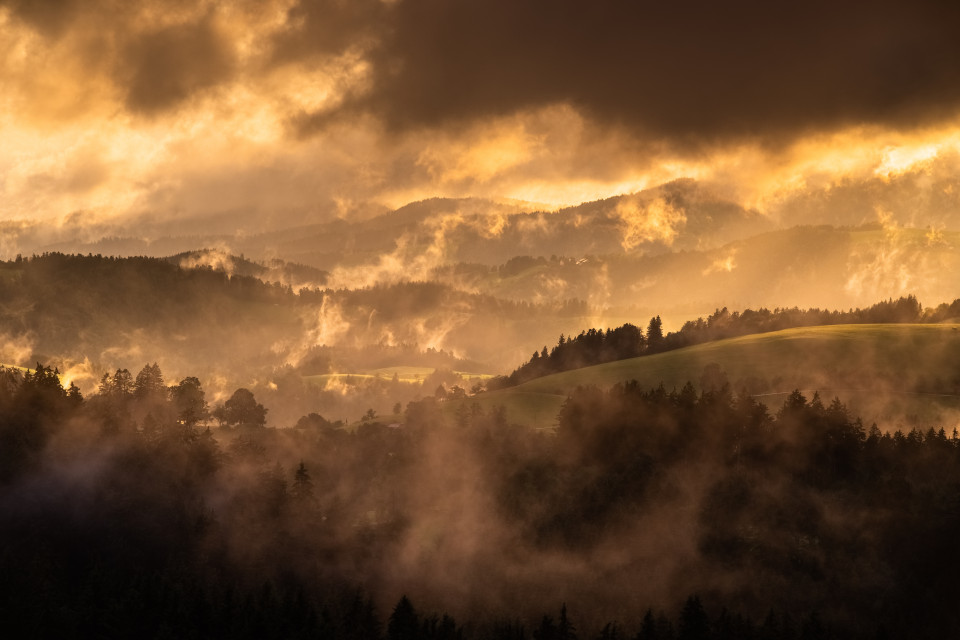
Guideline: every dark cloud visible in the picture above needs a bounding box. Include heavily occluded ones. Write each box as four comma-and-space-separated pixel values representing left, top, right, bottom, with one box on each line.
270, 0, 386, 63
119, 15, 235, 114
8, 0, 960, 142
1, 0, 83, 37
2, 1, 236, 115
291, 0, 960, 145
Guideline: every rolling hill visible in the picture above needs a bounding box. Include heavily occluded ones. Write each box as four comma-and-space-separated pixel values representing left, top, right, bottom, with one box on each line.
461, 323, 960, 430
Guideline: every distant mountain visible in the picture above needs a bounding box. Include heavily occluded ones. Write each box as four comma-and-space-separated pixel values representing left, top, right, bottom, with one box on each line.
0, 253, 598, 393
258, 181, 771, 270
26, 181, 770, 271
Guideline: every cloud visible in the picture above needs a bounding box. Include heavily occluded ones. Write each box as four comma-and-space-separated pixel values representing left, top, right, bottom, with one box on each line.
0, 332, 34, 367
270, 0, 386, 63
702, 251, 738, 276
1, 0, 83, 37
770, 143, 960, 228
12, 0, 959, 150
58, 357, 97, 391
615, 196, 687, 250
119, 13, 235, 114
176, 248, 238, 275
6, 0, 960, 236
308, 0, 960, 147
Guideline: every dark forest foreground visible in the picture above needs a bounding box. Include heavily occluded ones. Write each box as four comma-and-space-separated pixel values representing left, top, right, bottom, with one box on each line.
0, 363, 957, 639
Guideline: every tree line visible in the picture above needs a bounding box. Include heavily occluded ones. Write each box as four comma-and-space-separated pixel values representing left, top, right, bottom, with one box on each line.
497, 295, 928, 386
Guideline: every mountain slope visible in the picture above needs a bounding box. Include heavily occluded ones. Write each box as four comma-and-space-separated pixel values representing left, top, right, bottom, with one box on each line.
465, 324, 960, 430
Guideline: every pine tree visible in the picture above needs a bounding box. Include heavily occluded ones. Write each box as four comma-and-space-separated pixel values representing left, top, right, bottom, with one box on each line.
678, 596, 709, 640
344, 593, 382, 640
133, 363, 165, 401
292, 461, 314, 503
558, 604, 576, 640
646, 316, 665, 353
388, 596, 420, 640
638, 609, 658, 640
596, 621, 620, 640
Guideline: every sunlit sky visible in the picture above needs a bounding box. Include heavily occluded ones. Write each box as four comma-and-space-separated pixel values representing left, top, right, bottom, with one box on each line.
4, 0, 960, 232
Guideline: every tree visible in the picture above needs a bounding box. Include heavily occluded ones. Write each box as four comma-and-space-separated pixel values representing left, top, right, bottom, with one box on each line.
638, 610, 657, 640
22, 363, 64, 396
133, 363, 165, 401
99, 368, 133, 398
597, 622, 620, 640
221, 388, 267, 427
388, 596, 419, 640
296, 412, 334, 431
422, 613, 461, 640
646, 316, 665, 353
534, 615, 557, 640
558, 604, 576, 640
292, 461, 314, 503
258, 462, 288, 518
113, 368, 133, 395
170, 376, 208, 427
607, 323, 644, 359
678, 596, 709, 640
777, 389, 808, 420
65, 381, 83, 406
344, 593, 382, 640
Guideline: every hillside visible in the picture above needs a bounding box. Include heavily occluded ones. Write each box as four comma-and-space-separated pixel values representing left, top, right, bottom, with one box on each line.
464, 324, 960, 430
0, 253, 601, 427
26, 182, 765, 271
15, 191, 960, 321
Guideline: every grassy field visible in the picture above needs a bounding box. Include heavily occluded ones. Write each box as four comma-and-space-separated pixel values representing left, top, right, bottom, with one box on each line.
454, 324, 960, 431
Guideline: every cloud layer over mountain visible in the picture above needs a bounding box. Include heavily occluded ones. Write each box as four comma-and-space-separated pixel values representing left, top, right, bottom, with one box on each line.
4, 0, 960, 234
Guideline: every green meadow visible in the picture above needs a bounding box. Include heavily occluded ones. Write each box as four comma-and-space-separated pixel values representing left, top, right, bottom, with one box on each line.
455, 324, 960, 431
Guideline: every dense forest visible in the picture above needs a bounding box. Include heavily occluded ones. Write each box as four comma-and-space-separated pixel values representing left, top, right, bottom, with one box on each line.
0, 252, 598, 422
500, 296, 934, 386
1, 356, 959, 638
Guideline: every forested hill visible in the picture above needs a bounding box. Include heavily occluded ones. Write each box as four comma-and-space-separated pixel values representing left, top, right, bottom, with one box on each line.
499, 295, 948, 386
0, 252, 299, 360
0, 253, 594, 390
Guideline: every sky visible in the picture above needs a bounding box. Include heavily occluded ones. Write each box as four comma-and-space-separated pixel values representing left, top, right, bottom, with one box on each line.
4, 0, 960, 232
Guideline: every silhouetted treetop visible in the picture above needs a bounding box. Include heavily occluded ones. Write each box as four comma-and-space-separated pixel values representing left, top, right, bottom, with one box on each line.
217, 387, 268, 428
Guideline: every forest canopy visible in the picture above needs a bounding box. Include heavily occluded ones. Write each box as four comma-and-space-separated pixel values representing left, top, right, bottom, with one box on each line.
0, 356, 958, 638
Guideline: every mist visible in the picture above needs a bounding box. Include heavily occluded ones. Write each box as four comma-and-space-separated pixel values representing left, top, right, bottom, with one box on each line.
3, 350, 959, 637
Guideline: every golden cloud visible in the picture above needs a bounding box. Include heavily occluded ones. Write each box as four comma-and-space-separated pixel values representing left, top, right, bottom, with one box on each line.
5, 1, 960, 241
